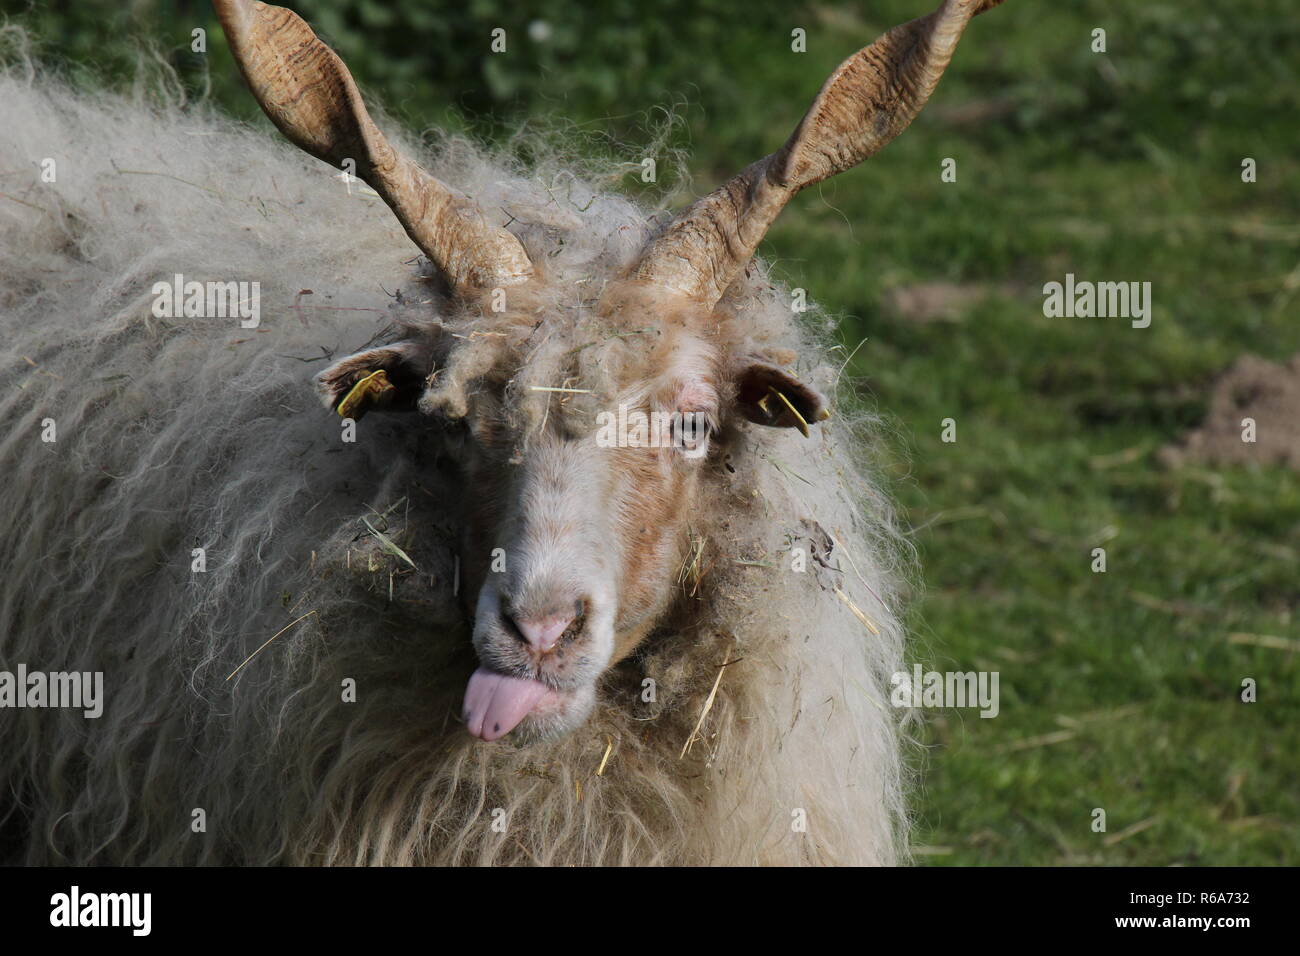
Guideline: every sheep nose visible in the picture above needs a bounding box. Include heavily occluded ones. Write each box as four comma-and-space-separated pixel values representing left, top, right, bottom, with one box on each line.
507, 601, 583, 652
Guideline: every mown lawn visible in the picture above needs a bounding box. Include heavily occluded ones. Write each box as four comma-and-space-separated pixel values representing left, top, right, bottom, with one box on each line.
15, 0, 1298, 864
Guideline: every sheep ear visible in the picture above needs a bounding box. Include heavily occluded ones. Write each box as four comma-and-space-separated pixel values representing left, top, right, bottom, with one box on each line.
733, 359, 830, 437
316, 342, 431, 419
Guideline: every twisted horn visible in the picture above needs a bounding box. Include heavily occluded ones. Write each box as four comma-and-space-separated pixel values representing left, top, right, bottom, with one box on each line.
213, 0, 533, 292
629, 0, 1007, 306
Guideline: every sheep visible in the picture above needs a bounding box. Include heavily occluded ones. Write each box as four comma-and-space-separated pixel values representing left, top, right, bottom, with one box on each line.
0, 0, 1005, 865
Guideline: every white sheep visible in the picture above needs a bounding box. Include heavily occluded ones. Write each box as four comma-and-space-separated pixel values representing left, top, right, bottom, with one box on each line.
0, 0, 1005, 864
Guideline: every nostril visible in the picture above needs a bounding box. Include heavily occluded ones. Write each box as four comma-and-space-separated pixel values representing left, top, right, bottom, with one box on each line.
512, 613, 572, 653
506, 600, 587, 653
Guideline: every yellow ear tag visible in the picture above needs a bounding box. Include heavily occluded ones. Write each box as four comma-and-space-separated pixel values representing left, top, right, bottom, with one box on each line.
767, 386, 811, 438
337, 369, 395, 419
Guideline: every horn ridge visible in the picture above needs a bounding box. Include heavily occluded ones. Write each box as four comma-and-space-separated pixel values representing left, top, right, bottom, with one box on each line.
628, 0, 1007, 307
214, 0, 533, 292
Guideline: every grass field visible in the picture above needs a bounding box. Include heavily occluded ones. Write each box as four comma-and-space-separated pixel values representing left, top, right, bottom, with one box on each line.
12, 0, 1298, 864
761, 1, 1300, 865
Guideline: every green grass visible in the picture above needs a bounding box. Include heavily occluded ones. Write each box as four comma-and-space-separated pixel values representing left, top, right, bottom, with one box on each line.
12, 0, 1298, 864
753, 2, 1300, 865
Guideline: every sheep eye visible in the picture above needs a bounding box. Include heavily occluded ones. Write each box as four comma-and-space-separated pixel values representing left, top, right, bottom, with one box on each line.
672, 411, 712, 453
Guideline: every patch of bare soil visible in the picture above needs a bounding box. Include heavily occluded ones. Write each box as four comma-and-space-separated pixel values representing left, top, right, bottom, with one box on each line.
883, 281, 1022, 323
1159, 353, 1300, 470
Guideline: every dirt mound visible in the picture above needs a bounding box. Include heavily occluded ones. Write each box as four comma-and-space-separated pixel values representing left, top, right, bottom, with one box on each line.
1159, 353, 1300, 470
883, 281, 1022, 323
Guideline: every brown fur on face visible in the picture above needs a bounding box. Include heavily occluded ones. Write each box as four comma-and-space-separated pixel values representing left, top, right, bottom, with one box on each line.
314, 278, 822, 740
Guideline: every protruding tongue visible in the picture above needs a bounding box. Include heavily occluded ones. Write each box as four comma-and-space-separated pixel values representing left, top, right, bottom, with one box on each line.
463, 668, 548, 742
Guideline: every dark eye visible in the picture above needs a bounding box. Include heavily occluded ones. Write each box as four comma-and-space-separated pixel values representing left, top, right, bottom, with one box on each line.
673, 411, 712, 453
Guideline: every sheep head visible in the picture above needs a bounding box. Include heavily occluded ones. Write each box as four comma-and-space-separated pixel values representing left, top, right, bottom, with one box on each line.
215, 0, 1007, 742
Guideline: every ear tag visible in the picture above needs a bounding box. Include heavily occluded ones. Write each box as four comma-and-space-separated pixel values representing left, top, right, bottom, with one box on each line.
337, 369, 396, 419
768, 386, 812, 437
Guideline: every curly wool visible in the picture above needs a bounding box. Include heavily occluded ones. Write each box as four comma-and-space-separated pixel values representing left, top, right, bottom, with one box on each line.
0, 65, 912, 865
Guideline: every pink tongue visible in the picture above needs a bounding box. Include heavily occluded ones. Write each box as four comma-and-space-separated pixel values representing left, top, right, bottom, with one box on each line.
463, 668, 548, 742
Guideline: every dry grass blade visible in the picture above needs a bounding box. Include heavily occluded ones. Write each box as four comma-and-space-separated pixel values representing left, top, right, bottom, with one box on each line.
1089, 444, 1149, 469
1004, 729, 1077, 752
830, 529, 887, 610
1054, 704, 1141, 729
1103, 816, 1160, 847
766, 455, 813, 486
512, 837, 542, 865
361, 516, 418, 571
1228, 632, 1300, 652
680, 652, 739, 759
0, 191, 50, 213
677, 533, 705, 590
847, 675, 887, 713
1128, 590, 1214, 617
596, 736, 614, 776
835, 587, 880, 635
910, 845, 954, 856
767, 386, 810, 437
226, 610, 318, 681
